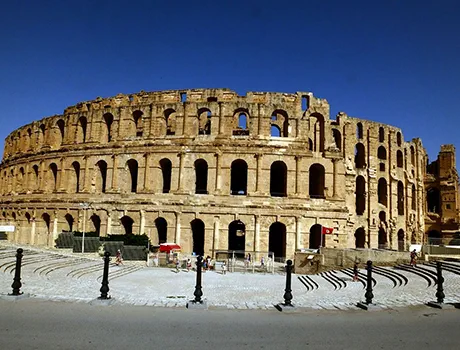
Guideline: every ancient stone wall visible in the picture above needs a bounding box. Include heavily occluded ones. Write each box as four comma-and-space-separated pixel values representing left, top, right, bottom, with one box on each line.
0, 88, 428, 259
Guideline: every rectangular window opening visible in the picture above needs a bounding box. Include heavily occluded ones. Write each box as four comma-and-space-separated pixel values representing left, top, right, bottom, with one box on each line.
301, 95, 309, 111
180, 92, 187, 103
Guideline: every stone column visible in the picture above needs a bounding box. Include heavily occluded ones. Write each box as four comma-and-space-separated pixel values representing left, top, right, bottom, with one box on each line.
254, 215, 260, 252
52, 212, 58, 246
143, 153, 151, 192
332, 158, 338, 198
296, 216, 302, 250
82, 156, 90, 192
174, 212, 181, 245
39, 161, 45, 191
140, 210, 145, 235
214, 152, 222, 193
295, 155, 301, 195
255, 154, 262, 194
58, 158, 65, 192
106, 212, 112, 236
111, 154, 118, 191
177, 152, 185, 192
31, 216, 36, 245
213, 216, 220, 257
218, 102, 223, 135
24, 164, 30, 193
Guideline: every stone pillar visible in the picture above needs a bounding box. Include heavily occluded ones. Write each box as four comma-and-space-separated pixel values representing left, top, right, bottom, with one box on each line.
175, 212, 181, 244
177, 152, 185, 192
52, 213, 58, 246
332, 158, 338, 198
213, 216, 220, 257
39, 161, 45, 191
254, 215, 260, 252
106, 212, 112, 235
143, 153, 151, 192
214, 152, 222, 193
24, 164, 30, 193
218, 102, 223, 135
140, 210, 145, 235
58, 158, 65, 192
295, 156, 301, 195
111, 154, 118, 191
296, 216, 302, 250
83, 156, 90, 192
31, 216, 36, 245
255, 154, 262, 194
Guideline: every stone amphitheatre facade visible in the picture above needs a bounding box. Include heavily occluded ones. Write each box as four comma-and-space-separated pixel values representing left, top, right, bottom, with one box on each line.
0, 88, 442, 259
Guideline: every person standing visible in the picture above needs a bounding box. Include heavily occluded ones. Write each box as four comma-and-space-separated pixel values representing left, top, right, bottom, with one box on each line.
115, 249, 123, 266
353, 262, 359, 282
410, 249, 418, 267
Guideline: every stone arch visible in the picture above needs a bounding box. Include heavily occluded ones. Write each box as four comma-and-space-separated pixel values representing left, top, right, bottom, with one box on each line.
332, 129, 341, 150
127, 159, 138, 193
194, 159, 208, 194
396, 150, 403, 168
396, 132, 402, 146
378, 146, 387, 171
191, 219, 205, 256
56, 119, 65, 145
411, 184, 416, 210
269, 222, 286, 260
355, 227, 365, 248
271, 109, 289, 137
49, 163, 58, 192
164, 109, 176, 135
378, 178, 388, 206
198, 108, 211, 135
309, 164, 325, 198
71, 161, 81, 193
397, 181, 404, 215
309, 224, 322, 249
26, 128, 32, 151
410, 146, 415, 166
120, 216, 134, 234
356, 122, 363, 139
18, 167, 25, 193
38, 124, 46, 147
103, 113, 114, 142
228, 220, 246, 257
233, 109, 250, 136
308, 138, 313, 151
76, 116, 87, 143
32, 164, 39, 191
355, 176, 366, 215
154, 217, 167, 244
397, 229, 405, 251
160, 158, 172, 193
133, 110, 144, 137
355, 143, 366, 168
312, 113, 325, 152
270, 161, 287, 197
231, 159, 248, 195
96, 160, 108, 193
379, 127, 385, 142
90, 214, 101, 236
65, 214, 74, 232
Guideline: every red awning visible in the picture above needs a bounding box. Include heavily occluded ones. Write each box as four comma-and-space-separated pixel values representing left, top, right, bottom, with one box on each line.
159, 243, 181, 252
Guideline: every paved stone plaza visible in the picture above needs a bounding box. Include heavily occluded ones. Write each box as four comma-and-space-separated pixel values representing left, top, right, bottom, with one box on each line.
1, 243, 459, 311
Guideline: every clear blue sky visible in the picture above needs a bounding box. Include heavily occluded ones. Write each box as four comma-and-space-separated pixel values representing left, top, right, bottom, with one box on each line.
1, 0, 459, 162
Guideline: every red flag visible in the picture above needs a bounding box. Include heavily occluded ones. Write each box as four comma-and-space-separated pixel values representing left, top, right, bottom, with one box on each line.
321, 226, 333, 235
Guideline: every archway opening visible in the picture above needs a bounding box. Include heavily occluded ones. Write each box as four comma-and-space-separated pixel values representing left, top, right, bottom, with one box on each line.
228, 220, 246, 257
309, 224, 322, 249
269, 222, 286, 261
355, 227, 365, 248
191, 219, 205, 256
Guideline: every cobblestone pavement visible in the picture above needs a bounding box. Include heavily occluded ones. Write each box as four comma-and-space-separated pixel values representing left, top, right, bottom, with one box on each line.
1, 242, 460, 312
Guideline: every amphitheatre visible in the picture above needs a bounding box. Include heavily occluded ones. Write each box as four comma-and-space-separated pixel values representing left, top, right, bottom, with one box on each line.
0, 88, 457, 262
